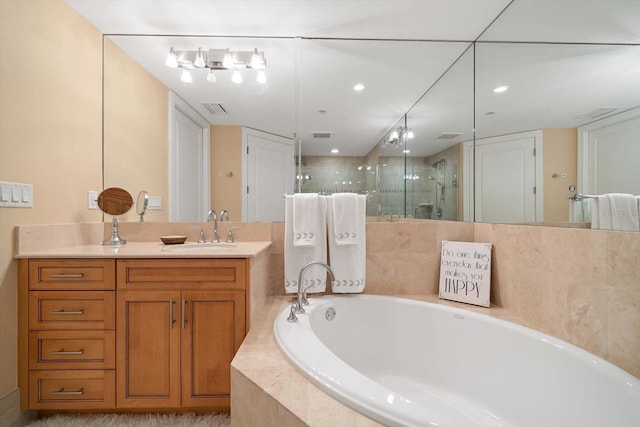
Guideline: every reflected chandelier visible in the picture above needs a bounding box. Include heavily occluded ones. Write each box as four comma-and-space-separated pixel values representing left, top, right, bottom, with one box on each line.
166, 47, 267, 84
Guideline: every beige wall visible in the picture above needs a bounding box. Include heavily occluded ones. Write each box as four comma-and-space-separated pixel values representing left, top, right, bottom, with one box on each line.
0, 0, 103, 399
103, 38, 169, 223
543, 128, 578, 222
210, 125, 243, 220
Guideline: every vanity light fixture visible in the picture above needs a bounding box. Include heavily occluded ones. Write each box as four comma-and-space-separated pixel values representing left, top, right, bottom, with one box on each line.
493, 85, 509, 93
166, 47, 267, 84
232, 69, 242, 84
257, 69, 267, 84
166, 47, 178, 68
194, 47, 206, 68
222, 49, 234, 69
180, 68, 193, 83
206, 69, 217, 83
250, 48, 266, 69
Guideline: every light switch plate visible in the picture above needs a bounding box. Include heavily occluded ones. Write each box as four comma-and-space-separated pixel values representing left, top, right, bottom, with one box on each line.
0, 181, 33, 208
88, 190, 98, 209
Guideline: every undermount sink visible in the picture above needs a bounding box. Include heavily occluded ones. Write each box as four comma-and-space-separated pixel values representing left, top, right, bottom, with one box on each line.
163, 243, 237, 252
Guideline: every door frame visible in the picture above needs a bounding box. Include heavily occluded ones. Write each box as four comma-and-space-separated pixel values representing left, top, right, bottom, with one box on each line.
168, 91, 211, 221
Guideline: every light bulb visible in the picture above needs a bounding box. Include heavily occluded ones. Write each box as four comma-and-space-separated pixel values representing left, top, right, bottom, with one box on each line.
232, 69, 242, 84
166, 47, 178, 68
180, 69, 192, 83
223, 49, 234, 69
206, 69, 217, 83
390, 130, 399, 141
250, 48, 265, 69
256, 70, 267, 84
194, 48, 206, 68
407, 130, 414, 139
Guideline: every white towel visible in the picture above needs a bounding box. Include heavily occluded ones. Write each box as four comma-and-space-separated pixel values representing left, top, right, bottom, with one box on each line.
592, 196, 612, 230
607, 193, 639, 231
284, 195, 327, 294
293, 193, 320, 246
331, 193, 361, 245
570, 199, 593, 223
327, 194, 366, 293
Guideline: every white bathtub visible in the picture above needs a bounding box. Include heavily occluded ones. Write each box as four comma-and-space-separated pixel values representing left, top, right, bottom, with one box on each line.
273, 294, 640, 427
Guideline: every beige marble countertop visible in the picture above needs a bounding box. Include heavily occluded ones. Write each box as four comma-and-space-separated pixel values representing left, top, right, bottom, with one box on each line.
15, 241, 272, 259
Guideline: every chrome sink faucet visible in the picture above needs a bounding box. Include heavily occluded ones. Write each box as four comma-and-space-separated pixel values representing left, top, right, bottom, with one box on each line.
287, 261, 335, 322
207, 209, 220, 243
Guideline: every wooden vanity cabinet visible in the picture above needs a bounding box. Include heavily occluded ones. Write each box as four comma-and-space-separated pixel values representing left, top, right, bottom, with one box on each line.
19, 257, 249, 412
116, 259, 247, 410
18, 259, 116, 410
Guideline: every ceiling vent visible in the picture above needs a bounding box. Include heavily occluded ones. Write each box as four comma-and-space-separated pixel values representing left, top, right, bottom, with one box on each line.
437, 132, 464, 139
575, 107, 619, 120
312, 131, 333, 139
201, 102, 229, 115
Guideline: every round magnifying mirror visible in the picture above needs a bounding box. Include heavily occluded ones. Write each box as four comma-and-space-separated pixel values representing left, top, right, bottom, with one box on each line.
97, 187, 133, 246
136, 190, 149, 222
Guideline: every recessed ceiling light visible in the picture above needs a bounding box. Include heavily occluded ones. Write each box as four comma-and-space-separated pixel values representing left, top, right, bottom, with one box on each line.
331, 148, 339, 154
403, 149, 410, 154
353, 83, 365, 91
493, 85, 509, 93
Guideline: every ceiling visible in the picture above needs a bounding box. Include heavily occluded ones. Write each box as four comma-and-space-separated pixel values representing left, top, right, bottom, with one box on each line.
66, 0, 640, 157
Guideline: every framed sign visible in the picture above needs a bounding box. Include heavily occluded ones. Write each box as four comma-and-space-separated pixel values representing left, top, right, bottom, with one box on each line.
439, 240, 492, 307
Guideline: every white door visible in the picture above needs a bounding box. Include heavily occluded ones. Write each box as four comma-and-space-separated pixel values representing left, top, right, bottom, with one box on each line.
169, 93, 210, 221
243, 128, 294, 222
579, 108, 640, 196
474, 130, 541, 223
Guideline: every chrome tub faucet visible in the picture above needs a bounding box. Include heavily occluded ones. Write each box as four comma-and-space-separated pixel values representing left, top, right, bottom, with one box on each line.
287, 261, 335, 322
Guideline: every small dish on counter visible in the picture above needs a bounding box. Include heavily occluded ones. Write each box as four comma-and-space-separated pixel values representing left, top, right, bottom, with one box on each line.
160, 235, 187, 245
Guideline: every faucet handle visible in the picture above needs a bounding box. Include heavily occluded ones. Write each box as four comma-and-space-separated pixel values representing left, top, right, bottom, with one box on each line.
226, 226, 240, 243
198, 229, 207, 243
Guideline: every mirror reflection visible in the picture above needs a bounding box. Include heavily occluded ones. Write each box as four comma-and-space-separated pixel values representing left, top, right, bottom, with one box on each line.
102, 12, 640, 230
473, 42, 640, 226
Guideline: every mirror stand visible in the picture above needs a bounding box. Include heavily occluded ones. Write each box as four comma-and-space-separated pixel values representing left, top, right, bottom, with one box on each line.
104, 216, 126, 246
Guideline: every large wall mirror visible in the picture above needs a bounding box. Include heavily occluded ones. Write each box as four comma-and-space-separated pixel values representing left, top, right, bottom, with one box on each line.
101, 2, 640, 229
473, 42, 640, 226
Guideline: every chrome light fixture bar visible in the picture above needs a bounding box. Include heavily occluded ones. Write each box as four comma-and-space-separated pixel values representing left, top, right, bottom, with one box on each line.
166, 47, 267, 84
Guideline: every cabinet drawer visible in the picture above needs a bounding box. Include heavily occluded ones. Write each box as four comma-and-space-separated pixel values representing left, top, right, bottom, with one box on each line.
29, 291, 115, 330
28, 370, 115, 409
29, 259, 115, 290
29, 330, 115, 370
117, 259, 247, 290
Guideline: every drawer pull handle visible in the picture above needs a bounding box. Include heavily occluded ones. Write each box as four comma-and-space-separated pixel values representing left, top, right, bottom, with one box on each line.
50, 309, 85, 316
51, 349, 84, 355
50, 388, 84, 396
50, 274, 84, 278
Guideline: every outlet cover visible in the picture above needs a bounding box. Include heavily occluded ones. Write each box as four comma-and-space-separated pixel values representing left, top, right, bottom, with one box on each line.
148, 196, 162, 210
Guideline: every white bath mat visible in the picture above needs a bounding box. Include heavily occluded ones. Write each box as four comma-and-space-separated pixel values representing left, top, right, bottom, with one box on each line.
26, 412, 230, 427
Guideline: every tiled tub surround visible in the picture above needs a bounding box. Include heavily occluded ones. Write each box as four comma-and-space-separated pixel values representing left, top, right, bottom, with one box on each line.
234, 221, 640, 426
14, 221, 640, 422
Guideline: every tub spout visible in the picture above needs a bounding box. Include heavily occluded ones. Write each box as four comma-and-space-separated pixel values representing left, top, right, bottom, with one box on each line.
295, 261, 335, 315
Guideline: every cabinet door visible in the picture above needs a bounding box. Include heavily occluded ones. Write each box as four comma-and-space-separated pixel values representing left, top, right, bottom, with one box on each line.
181, 290, 245, 408
116, 291, 181, 408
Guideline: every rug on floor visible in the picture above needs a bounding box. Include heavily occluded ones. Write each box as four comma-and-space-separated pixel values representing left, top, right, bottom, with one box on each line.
26, 412, 230, 427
